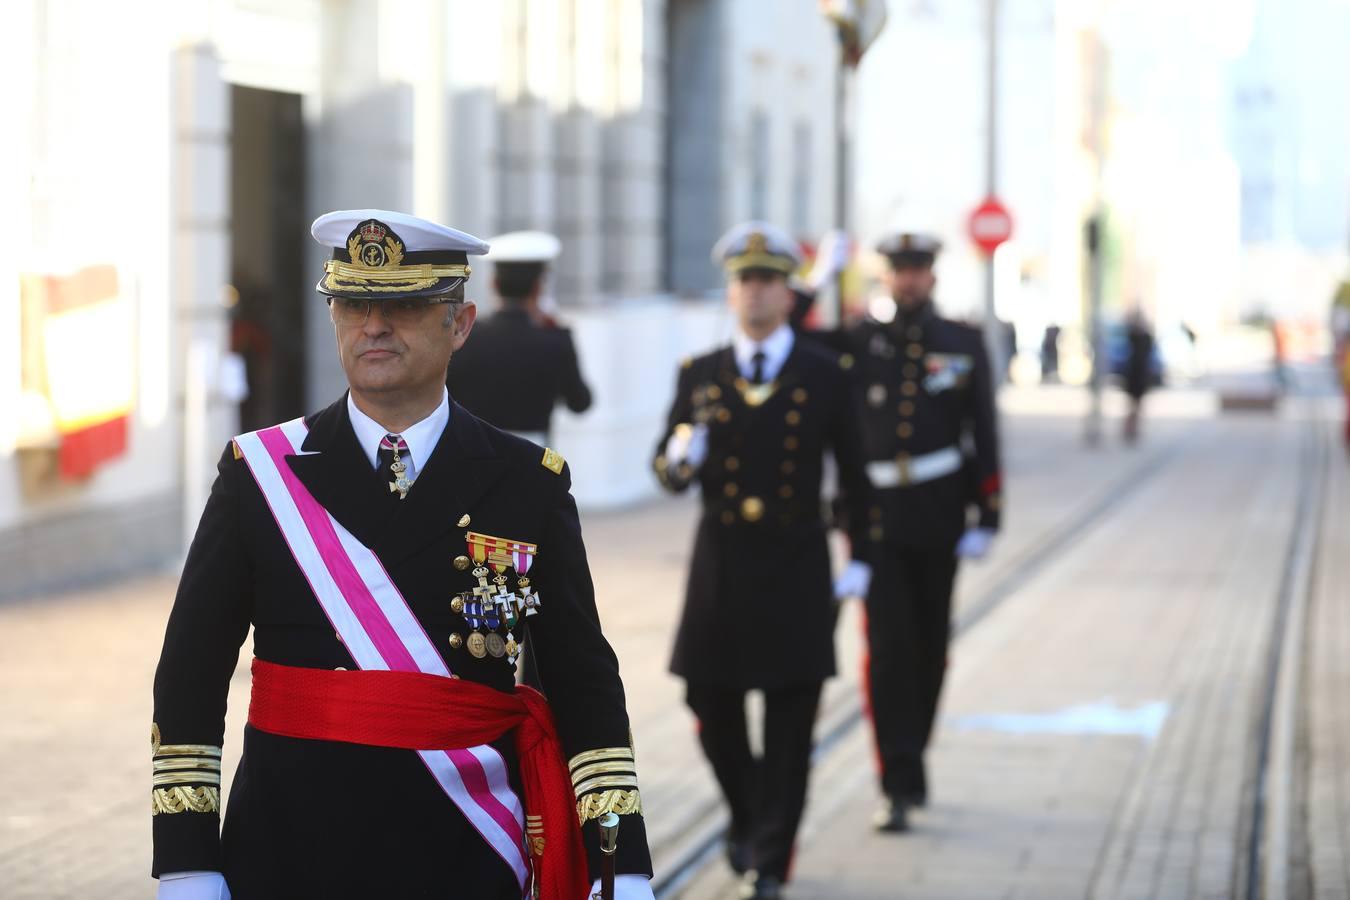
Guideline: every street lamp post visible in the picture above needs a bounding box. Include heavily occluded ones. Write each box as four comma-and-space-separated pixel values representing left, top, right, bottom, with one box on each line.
982, 0, 1005, 383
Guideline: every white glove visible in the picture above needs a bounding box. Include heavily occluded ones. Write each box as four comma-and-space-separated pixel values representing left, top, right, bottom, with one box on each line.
664, 423, 709, 471
956, 527, 996, 560
808, 229, 851, 290
589, 874, 656, 900
157, 872, 230, 900
833, 559, 873, 600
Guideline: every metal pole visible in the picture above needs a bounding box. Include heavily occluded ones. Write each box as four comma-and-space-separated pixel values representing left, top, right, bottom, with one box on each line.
833, 57, 848, 327
1085, 215, 1104, 446
1084, 15, 1108, 447
982, 0, 1005, 383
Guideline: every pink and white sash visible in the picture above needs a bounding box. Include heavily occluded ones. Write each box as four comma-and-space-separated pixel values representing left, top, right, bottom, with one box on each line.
235, 418, 530, 890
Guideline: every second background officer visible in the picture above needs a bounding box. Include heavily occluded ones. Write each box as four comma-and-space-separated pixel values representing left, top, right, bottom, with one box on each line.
833, 232, 1003, 834
653, 222, 877, 900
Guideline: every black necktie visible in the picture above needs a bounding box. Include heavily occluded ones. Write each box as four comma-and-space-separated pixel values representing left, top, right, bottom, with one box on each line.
376, 434, 411, 499
751, 351, 767, 385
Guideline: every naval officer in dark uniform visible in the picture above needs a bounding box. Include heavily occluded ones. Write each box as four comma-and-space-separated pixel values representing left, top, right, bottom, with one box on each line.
447, 230, 593, 445
835, 231, 1003, 833
652, 222, 877, 900
152, 210, 652, 900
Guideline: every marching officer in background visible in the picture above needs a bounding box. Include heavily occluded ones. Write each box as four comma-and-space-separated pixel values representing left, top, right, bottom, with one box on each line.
447, 230, 593, 445
652, 222, 877, 900
834, 231, 1003, 834
152, 210, 652, 899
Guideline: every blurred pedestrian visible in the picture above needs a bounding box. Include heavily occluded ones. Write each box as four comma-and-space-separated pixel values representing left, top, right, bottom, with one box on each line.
447, 231, 593, 445
826, 231, 1003, 833
1123, 310, 1155, 444
1040, 323, 1061, 383
652, 221, 877, 900
151, 210, 654, 900
1331, 278, 1350, 447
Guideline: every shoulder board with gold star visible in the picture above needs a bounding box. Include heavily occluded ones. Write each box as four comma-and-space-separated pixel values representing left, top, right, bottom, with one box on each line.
541, 448, 565, 475
680, 356, 693, 370
231, 439, 243, 460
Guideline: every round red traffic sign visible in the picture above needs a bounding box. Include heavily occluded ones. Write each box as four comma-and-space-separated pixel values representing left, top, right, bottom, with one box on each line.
968, 196, 1013, 255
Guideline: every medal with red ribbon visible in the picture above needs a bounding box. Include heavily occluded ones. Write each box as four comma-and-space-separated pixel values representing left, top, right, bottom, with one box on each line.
460, 532, 540, 666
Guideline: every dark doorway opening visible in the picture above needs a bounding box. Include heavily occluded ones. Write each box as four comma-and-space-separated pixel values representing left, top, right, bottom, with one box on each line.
229, 85, 307, 432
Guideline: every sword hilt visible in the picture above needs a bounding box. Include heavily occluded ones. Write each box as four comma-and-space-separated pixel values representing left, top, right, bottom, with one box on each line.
594, 812, 620, 900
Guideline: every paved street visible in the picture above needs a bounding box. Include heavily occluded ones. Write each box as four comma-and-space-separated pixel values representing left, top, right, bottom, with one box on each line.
0, 384, 1346, 899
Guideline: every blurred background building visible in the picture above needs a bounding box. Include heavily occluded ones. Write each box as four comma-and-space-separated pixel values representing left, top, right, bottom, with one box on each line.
3, 0, 1348, 600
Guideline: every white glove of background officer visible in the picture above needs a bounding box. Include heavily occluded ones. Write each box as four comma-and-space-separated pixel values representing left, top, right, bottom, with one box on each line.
157, 872, 229, 900
833, 559, 873, 600
807, 229, 850, 290
663, 423, 709, 472
955, 527, 996, 560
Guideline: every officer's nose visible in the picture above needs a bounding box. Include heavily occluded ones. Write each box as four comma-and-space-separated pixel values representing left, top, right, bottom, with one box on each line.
362, 303, 394, 337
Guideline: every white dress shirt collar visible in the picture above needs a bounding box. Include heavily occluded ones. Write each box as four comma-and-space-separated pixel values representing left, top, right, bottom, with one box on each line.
346, 388, 450, 482
733, 323, 795, 383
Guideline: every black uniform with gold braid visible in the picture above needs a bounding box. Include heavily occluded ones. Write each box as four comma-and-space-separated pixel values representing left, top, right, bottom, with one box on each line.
152, 210, 650, 898
819, 231, 1003, 817
152, 399, 651, 895
650, 221, 877, 892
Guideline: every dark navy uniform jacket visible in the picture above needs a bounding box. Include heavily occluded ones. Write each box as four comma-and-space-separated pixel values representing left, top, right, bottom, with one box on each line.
447, 307, 592, 435
821, 300, 1002, 550
151, 396, 650, 898
652, 340, 877, 689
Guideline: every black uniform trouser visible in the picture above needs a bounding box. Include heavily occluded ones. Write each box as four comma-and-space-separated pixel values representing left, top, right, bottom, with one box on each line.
865, 546, 959, 801
685, 680, 823, 881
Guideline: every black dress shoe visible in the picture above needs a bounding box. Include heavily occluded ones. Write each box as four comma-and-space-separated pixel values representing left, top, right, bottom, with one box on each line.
872, 796, 910, 833
738, 872, 784, 900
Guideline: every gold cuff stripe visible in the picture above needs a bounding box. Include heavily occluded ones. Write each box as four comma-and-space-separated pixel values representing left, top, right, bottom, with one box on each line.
568, 747, 634, 772
570, 760, 637, 785
572, 774, 640, 798
153, 758, 222, 773
151, 786, 220, 816
154, 744, 221, 758
153, 771, 221, 787
576, 788, 642, 825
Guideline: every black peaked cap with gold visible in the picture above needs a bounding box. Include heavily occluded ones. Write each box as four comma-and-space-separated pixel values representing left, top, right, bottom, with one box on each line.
312, 208, 491, 299
876, 230, 943, 267
711, 220, 802, 276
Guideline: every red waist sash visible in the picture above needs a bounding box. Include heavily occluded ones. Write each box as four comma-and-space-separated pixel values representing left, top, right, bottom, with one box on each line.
248, 658, 587, 900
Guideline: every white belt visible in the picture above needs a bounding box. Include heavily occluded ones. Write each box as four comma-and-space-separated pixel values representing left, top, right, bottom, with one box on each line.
866, 446, 963, 489
506, 430, 549, 446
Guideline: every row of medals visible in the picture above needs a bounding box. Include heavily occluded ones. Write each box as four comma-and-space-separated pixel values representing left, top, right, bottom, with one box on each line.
448, 565, 538, 665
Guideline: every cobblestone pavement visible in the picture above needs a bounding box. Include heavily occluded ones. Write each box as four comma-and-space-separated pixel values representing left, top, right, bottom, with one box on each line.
3, 385, 1333, 899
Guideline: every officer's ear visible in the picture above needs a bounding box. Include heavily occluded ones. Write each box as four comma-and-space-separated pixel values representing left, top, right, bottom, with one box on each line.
447, 300, 477, 347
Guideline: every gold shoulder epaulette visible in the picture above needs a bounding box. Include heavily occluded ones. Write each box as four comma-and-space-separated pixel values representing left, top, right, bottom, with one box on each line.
231, 440, 243, 460
541, 448, 565, 475
680, 356, 693, 370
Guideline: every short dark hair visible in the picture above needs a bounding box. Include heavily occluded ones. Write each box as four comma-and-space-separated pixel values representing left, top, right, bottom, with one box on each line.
495, 262, 546, 302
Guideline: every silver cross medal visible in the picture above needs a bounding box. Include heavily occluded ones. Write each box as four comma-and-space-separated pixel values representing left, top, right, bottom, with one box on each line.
388, 449, 412, 500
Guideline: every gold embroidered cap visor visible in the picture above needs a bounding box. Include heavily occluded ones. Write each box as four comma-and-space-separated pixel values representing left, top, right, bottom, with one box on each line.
723, 253, 797, 276
711, 220, 803, 278
311, 210, 490, 300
